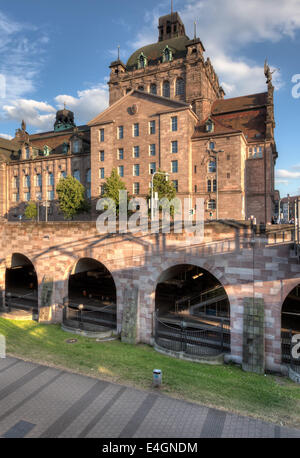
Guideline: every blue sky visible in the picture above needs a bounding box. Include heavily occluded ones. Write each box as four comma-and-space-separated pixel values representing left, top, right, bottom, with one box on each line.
0, 0, 299, 198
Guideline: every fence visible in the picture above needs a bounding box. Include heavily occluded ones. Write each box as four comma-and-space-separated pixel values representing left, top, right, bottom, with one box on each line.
281, 330, 300, 373
155, 314, 230, 357
63, 303, 117, 332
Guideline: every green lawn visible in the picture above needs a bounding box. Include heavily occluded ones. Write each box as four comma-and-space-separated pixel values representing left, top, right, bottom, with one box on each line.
0, 317, 300, 428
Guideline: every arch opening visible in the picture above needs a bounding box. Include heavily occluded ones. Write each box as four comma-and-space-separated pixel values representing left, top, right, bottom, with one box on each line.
281, 284, 300, 370
155, 264, 230, 357
4, 254, 38, 318
65, 258, 117, 333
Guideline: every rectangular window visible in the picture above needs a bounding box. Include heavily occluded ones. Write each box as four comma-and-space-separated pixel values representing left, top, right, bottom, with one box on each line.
25, 147, 30, 159
149, 144, 156, 156
118, 126, 124, 139
133, 123, 139, 137
35, 174, 42, 187
171, 160, 178, 173
208, 161, 216, 173
133, 183, 140, 195
133, 146, 140, 158
133, 164, 140, 176
118, 166, 124, 177
24, 175, 30, 188
194, 166, 197, 174
100, 151, 105, 162
150, 162, 156, 174
13, 193, 19, 202
73, 170, 80, 182
100, 168, 105, 179
171, 141, 178, 153
227, 173, 231, 179
194, 185, 197, 193
13, 177, 19, 188
171, 116, 178, 132
24, 192, 30, 202
213, 180, 217, 192
149, 120, 156, 134
118, 148, 124, 160
100, 129, 104, 142
172, 180, 178, 192
100, 185, 105, 196
47, 190, 54, 201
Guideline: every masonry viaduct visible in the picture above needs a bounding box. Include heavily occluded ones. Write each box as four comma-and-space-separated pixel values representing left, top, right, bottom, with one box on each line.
0, 221, 299, 374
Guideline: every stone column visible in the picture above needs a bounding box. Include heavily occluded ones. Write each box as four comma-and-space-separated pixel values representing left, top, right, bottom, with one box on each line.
121, 286, 139, 344
242, 297, 265, 374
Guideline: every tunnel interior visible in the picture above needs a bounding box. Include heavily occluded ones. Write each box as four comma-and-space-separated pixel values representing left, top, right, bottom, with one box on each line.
5, 253, 38, 313
155, 264, 231, 354
155, 264, 230, 322
67, 258, 117, 330
282, 285, 300, 333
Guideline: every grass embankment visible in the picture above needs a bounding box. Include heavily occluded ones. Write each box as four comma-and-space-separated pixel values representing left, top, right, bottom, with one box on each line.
0, 318, 299, 428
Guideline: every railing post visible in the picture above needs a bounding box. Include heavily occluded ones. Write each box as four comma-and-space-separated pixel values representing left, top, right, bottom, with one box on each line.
220, 319, 224, 352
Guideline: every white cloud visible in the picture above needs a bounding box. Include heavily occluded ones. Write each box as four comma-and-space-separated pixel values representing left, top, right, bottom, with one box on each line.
276, 169, 300, 179
2, 99, 56, 131
0, 82, 109, 133
0, 133, 12, 140
55, 84, 109, 126
0, 11, 49, 102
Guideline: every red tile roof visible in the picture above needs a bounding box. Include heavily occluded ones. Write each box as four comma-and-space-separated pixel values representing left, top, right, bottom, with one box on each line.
193, 92, 268, 141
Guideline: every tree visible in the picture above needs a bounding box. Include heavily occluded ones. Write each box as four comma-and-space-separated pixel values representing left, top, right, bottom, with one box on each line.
56, 175, 90, 220
24, 201, 38, 221
147, 170, 177, 217
148, 170, 176, 201
102, 169, 129, 213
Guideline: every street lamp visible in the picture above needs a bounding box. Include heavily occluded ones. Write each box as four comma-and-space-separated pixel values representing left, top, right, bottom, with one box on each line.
151, 171, 169, 220
210, 149, 224, 220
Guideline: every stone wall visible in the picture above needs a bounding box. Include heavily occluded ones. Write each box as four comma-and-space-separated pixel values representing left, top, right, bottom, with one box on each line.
0, 221, 299, 373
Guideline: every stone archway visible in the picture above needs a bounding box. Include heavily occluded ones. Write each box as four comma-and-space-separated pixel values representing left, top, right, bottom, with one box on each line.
4, 253, 38, 318
64, 258, 117, 332
153, 263, 231, 357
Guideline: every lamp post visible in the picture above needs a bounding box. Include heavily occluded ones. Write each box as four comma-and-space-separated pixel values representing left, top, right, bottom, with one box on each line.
211, 149, 224, 220
151, 171, 169, 220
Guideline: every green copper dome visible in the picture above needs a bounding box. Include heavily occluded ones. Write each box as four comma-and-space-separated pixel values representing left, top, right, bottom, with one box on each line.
126, 35, 190, 70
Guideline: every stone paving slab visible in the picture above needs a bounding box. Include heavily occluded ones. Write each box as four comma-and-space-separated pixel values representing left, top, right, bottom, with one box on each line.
0, 357, 299, 439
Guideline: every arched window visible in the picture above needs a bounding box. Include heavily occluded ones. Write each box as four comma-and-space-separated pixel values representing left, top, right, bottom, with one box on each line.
163, 81, 170, 98
150, 83, 157, 95
137, 52, 147, 69
176, 78, 185, 96
207, 180, 211, 192
213, 179, 217, 192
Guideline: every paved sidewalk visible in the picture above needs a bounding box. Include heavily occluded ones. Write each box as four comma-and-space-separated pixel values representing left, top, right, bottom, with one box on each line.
0, 357, 299, 438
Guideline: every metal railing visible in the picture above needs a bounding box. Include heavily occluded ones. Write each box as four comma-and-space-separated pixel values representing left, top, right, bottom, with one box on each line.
155, 314, 230, 357
175, 285, 226, 314
63, 303, 117, 332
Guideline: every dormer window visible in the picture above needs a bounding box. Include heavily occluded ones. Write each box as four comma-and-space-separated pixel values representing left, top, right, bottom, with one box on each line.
162, 46, 173, 63
137, 52, 147, 69
205, 119, 214, 133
